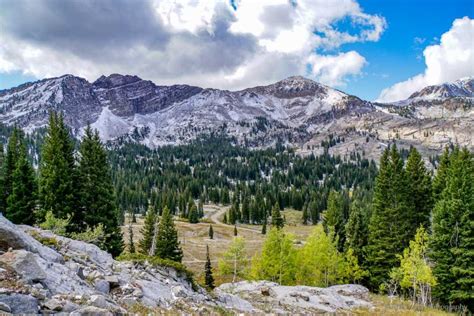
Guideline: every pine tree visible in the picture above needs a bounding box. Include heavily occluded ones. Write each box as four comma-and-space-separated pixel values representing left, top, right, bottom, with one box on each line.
345, 199, 369, 265
405, 147, 432, 231
204, 245, 215, 290
365, 145, 411, 290
5, 132, 37, 225
271, 202, 284, 229
432, 146, 450, 202
261, 219, 267, 235
302, 203, 309, 225
128, 214, 136, 254
323, 190, 345, 251
139, 205, 157, 255
209, 225, 214, 239
155, 206, 183, 262
430, 148, 474, 310
77, 126, 123, 256
234, 225, 238, 236
39, 112, 76, 223
3, 128, 19, 211
188, 204, 199, 223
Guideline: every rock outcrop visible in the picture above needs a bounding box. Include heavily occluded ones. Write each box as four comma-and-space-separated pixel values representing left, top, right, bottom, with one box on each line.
0, 214, 373, 314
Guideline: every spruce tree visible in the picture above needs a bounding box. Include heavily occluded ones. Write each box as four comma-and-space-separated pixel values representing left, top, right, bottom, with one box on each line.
204, 245, 215, 289
345, 199, 369, 265
77, 126, 123, 256
128, 217, 135, 254
323, 190, 345, 251
365, 145, 411, 290
0, 144, 5, 212
234, 225, 238, 236
405, 147, 432, 231
6, 132, 37, 225
432, 146, 450, 202
261, 219, 267, 235
188, 204, 199, 223
3, 128, 19, 210
155, 206, 183, 262
139, 205, 157, 255
271, 202, 284, 229
39, 112, 76, 223
209, 225, 214, 239
430, 148, 474, 310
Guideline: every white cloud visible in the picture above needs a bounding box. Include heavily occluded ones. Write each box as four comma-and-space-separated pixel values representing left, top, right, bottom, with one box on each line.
0, 0, 386, 90
377, 17, 474, 102
308, 51, 367, 86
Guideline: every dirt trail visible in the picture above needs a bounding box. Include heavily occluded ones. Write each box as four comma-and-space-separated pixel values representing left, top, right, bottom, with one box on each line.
206, 205, 261, 234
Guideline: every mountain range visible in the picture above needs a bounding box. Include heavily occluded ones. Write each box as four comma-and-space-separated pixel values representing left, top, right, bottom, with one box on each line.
0, 74, 472, 156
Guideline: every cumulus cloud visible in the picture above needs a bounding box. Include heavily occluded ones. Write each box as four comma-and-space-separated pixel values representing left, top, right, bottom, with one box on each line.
377, 17, 474, 102
0, 0, 386, 90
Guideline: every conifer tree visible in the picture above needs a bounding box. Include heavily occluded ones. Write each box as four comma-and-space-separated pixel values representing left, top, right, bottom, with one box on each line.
39, 112, 76, 223
77, 126, 123, 256
234, 225, 238, 236
261, 219, 267, 235
204, 245, 215, 290
271, 202, 284, 229
3, 128, 19, 210
155, 206, 183, 262
365, 145, 411, 290
430, 148, 474, 310
139, 205, 157, 255
323, 190, 345, 251
432, 146, 450, 202
0, 145, 4, 212
188, 204, 199, 223
128, 216, 135, 254
345, 199, 369, 265
6, 132, 37, 225
209, 224, 214, 239
405, 147, 432, 231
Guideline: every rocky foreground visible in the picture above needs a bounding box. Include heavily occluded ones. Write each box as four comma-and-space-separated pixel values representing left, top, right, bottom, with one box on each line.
0, 214, 372, 314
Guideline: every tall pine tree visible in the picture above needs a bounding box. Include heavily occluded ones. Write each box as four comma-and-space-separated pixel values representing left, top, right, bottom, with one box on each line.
5, 131, 37, 225
39, 112, 76, 223
430, 147, 474, 310
155, 206, 183, 262
204, 245, 215, 289
77, 125, 123, 256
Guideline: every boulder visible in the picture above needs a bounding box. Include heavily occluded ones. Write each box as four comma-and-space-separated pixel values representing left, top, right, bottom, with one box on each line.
104, 275, 119, 287
70, 306, 113, 316
94, 279, 110, 294
0, 293, 38, 314
43, 298, 64, 311
0, 249, 46, 282
0, 302, 11, 313
89, 294, 109, 309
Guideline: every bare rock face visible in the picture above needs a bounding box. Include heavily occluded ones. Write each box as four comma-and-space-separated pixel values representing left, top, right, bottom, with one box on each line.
216, 281, 372, 314
0, 214, 373, 314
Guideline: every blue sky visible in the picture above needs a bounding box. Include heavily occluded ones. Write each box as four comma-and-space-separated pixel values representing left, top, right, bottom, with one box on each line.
0, 0, 473, 101
341, 0, 474, 99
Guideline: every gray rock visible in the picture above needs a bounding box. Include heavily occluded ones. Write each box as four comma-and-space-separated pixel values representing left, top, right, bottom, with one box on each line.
0, 293, 38, 314
0, 215, 62, 263
0, 302, 11, 313
94, 279, 110, 294
104, 275, 119, 287
70, 306, 113, 316
89, 294, 109, 309
0, 249, 46, 282
62, 300, 80, 313
43, 298, 63, 311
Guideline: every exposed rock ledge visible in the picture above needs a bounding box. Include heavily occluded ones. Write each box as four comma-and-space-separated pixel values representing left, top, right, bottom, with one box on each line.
0, 214, 372, 314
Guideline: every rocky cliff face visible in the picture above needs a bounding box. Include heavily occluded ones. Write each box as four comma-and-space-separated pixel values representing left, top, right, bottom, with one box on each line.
0, 215, 373, 314
0, 74, 472, 152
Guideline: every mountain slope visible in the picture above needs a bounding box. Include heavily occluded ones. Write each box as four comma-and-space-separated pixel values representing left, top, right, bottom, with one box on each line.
0, 74, 472, 153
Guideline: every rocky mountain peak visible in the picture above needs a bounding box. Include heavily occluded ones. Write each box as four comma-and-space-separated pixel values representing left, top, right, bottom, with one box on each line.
408, 77, 474, 99
93, 74, 143, 89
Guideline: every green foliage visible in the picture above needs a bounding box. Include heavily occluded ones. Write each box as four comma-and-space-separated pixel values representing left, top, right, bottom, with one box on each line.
271, 202, 284, 229
391, 226, 436, 306
188, 205, 199, 223
70, 224, 107, 249
204, 245, 215, 290
39, 112, 76, 224
430, 147, 474, 310
345, 196, 370, 265
295, 225, 344, 287
208, 225, 214, 239
154, 206, 183, 262
39, 211, 70, 236
323, 190, 345, 251
251, 228, 296, 285
77, 125, 123, 256
218, 236, 248, 282
5, 128, 37, 225
139, 204, 157, 255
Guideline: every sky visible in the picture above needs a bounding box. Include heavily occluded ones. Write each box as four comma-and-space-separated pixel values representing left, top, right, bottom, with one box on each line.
0, 0, 473, 101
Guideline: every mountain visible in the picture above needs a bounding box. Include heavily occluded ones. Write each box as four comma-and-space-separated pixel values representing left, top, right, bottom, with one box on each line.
0, 74, 472, 156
